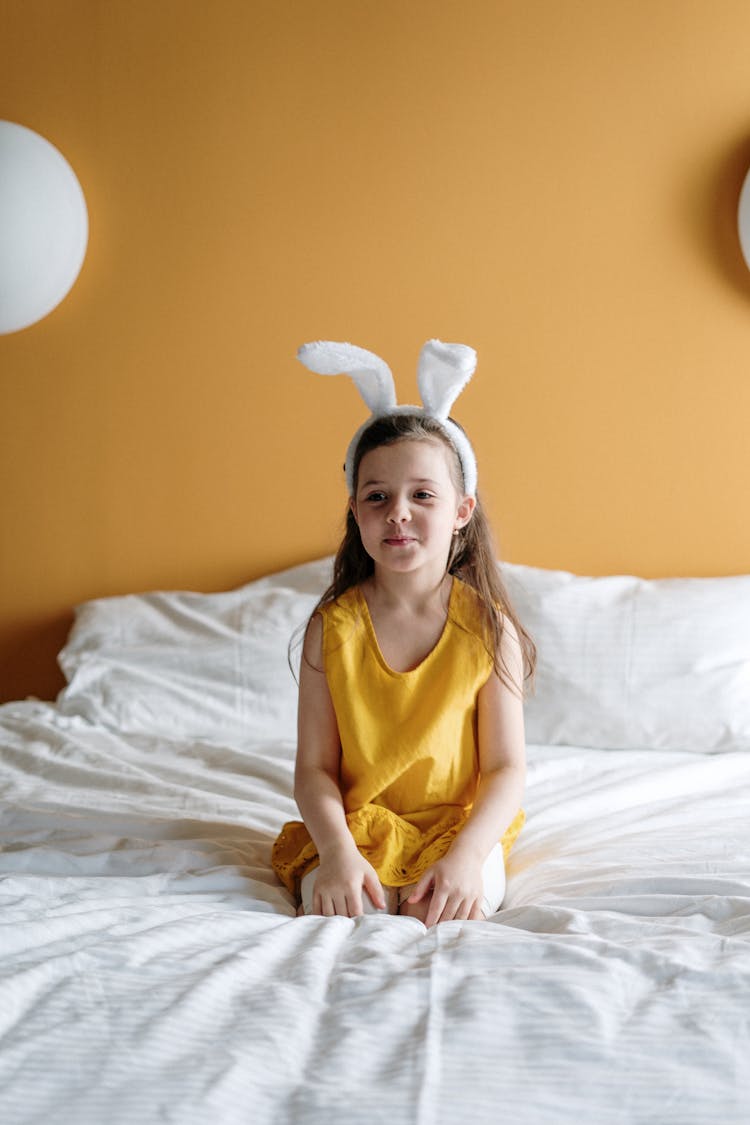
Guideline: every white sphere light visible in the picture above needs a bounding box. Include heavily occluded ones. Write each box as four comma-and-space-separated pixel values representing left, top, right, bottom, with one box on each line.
0, 121, 88, 334
739, 166, 750, 272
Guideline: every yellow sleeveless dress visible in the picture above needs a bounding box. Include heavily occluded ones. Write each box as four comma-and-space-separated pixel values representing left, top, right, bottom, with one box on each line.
271, 578, 525, 895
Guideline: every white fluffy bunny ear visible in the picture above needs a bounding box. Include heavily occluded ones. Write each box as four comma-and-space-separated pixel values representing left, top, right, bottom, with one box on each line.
416, 339, 477, 421
297, 341, 397, 416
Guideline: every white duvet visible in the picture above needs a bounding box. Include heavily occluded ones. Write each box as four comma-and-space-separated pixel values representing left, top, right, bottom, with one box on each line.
1, 559, 749, 1124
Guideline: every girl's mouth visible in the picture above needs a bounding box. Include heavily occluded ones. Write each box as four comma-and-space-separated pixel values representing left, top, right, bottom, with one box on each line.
383, 536, 416, 546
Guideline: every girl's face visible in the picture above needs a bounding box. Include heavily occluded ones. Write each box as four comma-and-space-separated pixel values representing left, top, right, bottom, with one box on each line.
350, 438, 475, 579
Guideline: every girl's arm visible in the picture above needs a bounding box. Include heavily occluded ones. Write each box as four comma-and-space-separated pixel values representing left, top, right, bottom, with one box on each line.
294, 614, 386, 916
407, 617, 527, 926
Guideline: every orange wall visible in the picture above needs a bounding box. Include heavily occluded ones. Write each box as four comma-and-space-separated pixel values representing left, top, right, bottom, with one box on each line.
3, 0, 750, 702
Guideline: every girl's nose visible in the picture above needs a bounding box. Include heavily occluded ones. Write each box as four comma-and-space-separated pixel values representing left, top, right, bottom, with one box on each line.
387, 496, 411, 523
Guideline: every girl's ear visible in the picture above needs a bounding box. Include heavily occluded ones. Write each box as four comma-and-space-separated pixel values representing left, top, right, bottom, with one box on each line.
455, 495, 476, 530
349, 496, 359, 524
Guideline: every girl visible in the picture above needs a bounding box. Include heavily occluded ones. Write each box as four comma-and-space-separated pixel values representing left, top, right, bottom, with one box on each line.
272, 340, 535, 926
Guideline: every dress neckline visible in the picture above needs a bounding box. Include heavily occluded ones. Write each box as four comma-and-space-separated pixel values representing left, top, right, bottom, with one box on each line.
355, 578, 457, 677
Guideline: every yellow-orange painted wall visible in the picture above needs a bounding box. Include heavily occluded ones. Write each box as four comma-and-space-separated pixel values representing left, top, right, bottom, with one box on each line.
2, 0, 750, 702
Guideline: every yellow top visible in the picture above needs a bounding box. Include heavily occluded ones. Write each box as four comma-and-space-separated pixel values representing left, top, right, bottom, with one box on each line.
271, 577, 525, 895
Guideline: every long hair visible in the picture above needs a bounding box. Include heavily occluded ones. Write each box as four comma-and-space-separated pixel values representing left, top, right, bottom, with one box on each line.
305, 413, 536, 696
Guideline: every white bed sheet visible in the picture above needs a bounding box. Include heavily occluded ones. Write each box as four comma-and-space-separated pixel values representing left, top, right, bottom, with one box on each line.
1, 700, 748, 1124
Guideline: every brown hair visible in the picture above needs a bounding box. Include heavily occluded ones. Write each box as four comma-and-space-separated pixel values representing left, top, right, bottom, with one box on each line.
309, 413, 536, 696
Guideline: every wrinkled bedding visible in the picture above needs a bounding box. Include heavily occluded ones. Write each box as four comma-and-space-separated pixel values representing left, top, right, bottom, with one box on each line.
1, 700, 748, 1124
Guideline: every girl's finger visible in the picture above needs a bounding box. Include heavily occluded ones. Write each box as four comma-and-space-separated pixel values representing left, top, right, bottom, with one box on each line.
346, 892, 363, 917
426, 893, 449, 928
456, 898, 473, 921
364, 873, 386, 910
440, 892, 469, 924
407, 875, 432, 903
440, 894, 462, 924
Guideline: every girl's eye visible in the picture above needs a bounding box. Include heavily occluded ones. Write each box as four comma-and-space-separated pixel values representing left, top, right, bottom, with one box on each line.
364, 492, 386, 503
414, 490, 435, 500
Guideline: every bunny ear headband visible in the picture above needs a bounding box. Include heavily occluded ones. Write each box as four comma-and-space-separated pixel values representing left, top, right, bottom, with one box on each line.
297, 339, 478, 497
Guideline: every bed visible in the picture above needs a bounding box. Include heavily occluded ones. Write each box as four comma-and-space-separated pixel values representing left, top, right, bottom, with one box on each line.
1, 556, 749, 1124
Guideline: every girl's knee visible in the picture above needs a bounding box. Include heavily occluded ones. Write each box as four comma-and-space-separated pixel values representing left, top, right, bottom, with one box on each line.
398, 896, 431, 924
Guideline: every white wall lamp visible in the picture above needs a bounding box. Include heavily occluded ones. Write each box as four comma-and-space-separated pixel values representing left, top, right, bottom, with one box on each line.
739, 166, 750, 272
0, 120, 88, 334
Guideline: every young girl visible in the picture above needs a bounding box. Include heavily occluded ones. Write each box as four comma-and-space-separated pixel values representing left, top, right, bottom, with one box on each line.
272, 339, 536, 926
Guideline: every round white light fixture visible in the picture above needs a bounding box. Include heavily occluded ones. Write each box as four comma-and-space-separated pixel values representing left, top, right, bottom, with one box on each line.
739, 165, 750, 272
0, 120, 88, 334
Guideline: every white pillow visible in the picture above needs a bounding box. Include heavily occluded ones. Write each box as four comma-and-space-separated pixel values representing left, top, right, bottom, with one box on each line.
502, 561, 750, 752
57, 558, 332, 742
57, 555, 750, 754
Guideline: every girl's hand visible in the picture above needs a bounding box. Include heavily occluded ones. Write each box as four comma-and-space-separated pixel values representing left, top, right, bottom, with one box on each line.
312, 844, 387, 918
405, 850, 485, 926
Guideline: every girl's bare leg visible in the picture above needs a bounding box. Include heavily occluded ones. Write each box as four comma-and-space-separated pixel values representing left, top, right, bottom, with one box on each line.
398, 895, 431, 923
